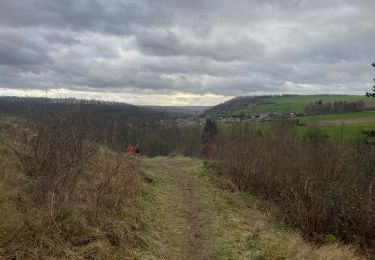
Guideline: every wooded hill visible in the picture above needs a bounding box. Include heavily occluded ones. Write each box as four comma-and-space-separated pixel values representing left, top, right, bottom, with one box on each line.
0, 96, 203, 157
205, 95, 375, 115
0, 96, 180, 122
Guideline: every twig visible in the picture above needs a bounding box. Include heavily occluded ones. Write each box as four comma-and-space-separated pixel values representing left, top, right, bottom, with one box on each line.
50, 179, 63, 235
0, 190, 17, 200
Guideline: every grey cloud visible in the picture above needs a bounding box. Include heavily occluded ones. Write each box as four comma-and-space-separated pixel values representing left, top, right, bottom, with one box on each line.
135, 28, 266, 62
44, 32, 81, 46
0, 0, 374, 101
0, 30, 51, 67
0, 0, 172, 35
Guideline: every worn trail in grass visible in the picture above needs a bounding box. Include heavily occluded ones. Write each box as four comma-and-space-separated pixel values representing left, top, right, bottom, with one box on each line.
132, 156, 360, 259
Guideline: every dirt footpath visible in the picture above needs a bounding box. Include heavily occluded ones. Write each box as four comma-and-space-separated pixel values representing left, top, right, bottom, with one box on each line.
178, 174, 208, 260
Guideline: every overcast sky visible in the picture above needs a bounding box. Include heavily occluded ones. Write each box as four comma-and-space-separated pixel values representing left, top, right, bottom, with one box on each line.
0, 0, 374, 105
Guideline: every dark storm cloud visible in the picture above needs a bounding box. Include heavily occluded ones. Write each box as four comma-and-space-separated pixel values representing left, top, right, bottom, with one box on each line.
0, 0, 374, 101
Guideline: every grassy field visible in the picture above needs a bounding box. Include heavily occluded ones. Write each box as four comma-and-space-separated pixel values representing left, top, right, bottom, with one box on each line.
219, 116, 375, 140
297, 111, 375, 123
295, 111, 375, 140
317, 122, 375, 140
232, 95, 375, 114
295, 122, 375, 141
223, 110, 375, 140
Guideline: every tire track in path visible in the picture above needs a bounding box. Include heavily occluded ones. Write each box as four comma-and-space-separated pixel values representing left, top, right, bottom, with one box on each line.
178, 174, 208, 260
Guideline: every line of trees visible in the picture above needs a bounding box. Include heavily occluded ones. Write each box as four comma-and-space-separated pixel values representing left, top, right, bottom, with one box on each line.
303, 100, 364, 115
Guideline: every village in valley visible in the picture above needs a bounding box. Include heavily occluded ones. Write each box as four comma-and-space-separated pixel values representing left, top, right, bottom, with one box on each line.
173, 112, 297, 127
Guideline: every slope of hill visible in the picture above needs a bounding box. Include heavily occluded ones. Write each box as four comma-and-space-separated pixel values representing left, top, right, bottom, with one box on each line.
205, 95, 264, 114
206, 95, 375, 115
0, 96, 181, 121
0, 96, 202, 157
0, 133, 360, 259
0, 109, 366, 259
0, 116, 142, 259
142, 105, 210, 114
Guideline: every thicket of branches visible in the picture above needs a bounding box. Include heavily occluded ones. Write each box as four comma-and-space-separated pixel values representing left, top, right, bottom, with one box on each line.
210, 123, 375, 254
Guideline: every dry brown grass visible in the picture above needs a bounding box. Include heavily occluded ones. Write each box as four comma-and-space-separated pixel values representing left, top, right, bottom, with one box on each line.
0, 114, 141, 259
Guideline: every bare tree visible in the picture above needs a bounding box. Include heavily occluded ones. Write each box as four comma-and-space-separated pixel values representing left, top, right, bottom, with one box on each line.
366, 62, 375, 97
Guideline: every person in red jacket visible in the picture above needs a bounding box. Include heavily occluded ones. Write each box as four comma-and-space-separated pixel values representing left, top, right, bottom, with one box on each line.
127, 144, 134, 154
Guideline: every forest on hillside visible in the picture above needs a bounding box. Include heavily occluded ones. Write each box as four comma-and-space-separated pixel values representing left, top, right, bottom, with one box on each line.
206, 95, 375, 115
0, 97, 202, 157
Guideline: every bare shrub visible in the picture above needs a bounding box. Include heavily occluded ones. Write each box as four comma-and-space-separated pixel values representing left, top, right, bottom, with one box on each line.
211, 123, 375, 253
84, 150, 140, 217
1, 108, 141, 258
9, 108, 97, 205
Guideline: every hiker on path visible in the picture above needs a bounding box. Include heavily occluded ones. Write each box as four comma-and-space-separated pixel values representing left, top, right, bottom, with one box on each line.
127, 144, 134, 154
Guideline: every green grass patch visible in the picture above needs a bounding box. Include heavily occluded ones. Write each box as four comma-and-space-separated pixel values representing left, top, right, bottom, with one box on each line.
294, 122, 375, 140
319, 122, 375, 140
294, 111, 375, 140
298, 111, 375, 123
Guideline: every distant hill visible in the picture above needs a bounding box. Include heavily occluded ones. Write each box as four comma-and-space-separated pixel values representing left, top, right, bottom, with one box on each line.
142, 105, 210, 114
205, 96, 266, 114
205, 95, 375, 115
0, 96, 185, 122
0, 96, 194, 154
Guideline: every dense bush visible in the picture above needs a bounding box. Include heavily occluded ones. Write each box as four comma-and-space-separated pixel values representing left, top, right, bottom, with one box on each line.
11, 110, 97, 204
139, 125, 202, 157
211, 123, 375, 253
